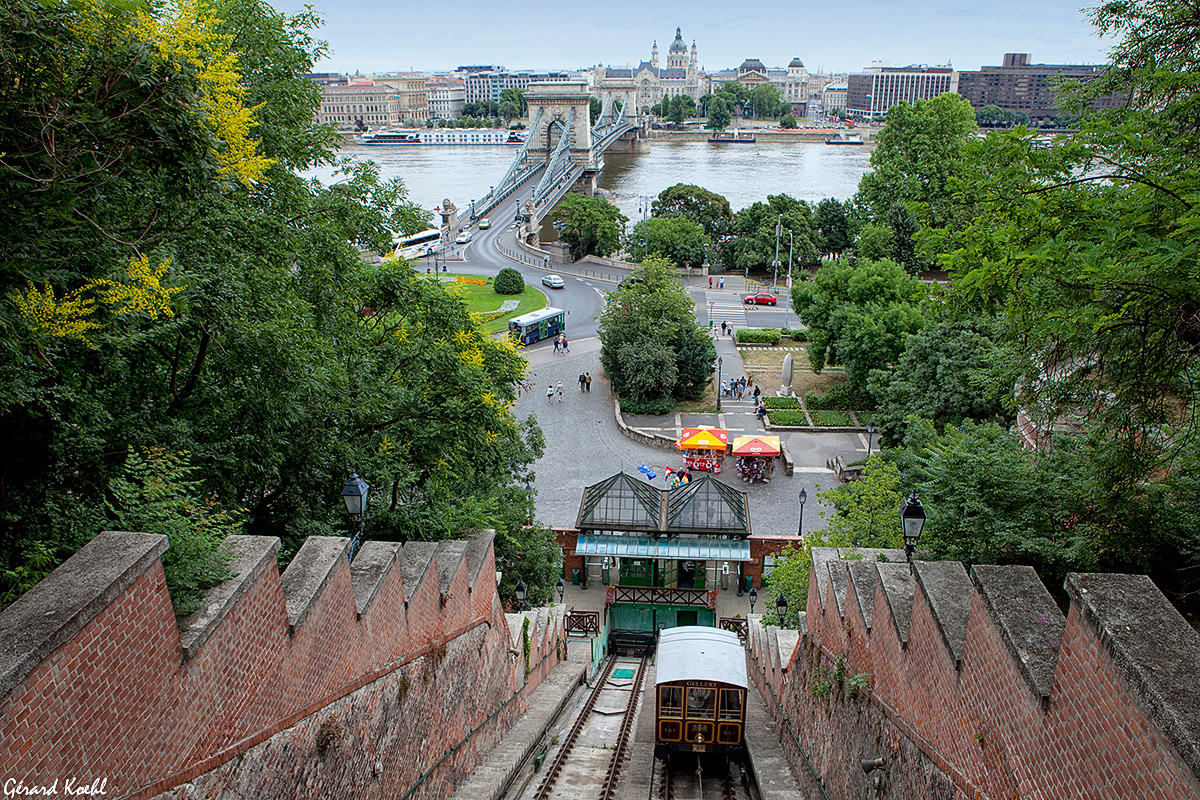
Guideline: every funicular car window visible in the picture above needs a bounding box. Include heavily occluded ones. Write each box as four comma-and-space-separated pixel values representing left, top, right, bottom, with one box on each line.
686, 687, 716, 719
719, 689, 743, 720
660, 686, 683, 718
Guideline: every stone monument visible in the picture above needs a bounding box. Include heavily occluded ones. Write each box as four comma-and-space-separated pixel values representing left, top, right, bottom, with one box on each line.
778, 352, 795, 397
439, 198, 457, 247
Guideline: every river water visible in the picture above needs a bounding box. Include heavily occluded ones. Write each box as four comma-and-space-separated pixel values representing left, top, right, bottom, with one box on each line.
300, 140, 873, 223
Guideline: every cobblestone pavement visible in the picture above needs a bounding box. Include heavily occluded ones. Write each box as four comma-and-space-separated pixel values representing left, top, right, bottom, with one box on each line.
517, 336, 849, 537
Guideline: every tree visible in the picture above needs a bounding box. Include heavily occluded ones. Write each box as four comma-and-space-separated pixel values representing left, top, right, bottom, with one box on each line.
651, 184, 732, 238
791, 258, 926, 392
499, 101, 522, 121
589, 96, 602, 125
814, 198, 851, 256
718, 195, 819, 276
551, 194, 627, 260
886, 201, 921, 274
499, 87, 526, 115
705, 97, 731, 131
598, 257, 715, 414
632, 215, 708, 268
868, 318, 1017, 444
854, 93, 977, 226
667, 96, 686, 127
749, 84, 782, 118
716, 81, 749, 117
976, 104, 1006, 127
855, 223, 894, 260
494, 267, 525, 294
780, 113, 797, 129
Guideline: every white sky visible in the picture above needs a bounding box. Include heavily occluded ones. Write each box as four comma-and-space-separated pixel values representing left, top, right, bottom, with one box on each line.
271, 0, 1116, 76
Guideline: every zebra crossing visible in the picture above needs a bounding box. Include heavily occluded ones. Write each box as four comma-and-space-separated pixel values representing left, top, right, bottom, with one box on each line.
703, 291, 749, 329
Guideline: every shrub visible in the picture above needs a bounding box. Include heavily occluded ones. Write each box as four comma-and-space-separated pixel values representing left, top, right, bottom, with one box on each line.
780, 328, 808, 342
735, 328, 782, 345
620, 394, 676, 416
762, 396, 800, 409
811, 410, 852, 426
766, 409, 809, 426
805, 383, 876, 411
494, 267, 524, 294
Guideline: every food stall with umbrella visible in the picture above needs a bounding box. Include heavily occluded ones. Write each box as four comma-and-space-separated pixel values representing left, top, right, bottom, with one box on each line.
675, 427, 729, 473
731, 436, 780, 483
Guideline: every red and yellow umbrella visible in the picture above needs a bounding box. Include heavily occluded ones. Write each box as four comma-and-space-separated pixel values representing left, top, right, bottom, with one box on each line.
731, 436, 781, 457
675, 427, 729, 450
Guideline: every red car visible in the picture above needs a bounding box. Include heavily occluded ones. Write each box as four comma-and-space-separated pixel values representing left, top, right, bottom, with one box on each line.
743, 292, 778, 305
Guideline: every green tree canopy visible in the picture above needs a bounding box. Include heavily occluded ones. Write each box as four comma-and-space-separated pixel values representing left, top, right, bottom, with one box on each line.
718, 195, 819, 275
651, 184, 733, 238
748, 84, 782, 118
551, 194, 627, 260
633, 215, 709, 268
814, 198, 852, 256
705, 97, 731, 130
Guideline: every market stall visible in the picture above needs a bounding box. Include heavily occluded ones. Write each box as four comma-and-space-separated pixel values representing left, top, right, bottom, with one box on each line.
731, 436, 780, 483
675, 427, 729, 473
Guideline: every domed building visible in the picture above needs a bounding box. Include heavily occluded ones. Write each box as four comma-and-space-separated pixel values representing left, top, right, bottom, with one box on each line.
705, 56, 810, 117
592, 27, 703, 115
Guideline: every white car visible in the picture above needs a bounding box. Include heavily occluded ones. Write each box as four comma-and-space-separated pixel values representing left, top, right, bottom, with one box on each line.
541, 274, 565, 289
455, 232, 473, 244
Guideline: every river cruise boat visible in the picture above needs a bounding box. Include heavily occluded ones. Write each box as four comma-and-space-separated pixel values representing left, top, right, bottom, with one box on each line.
708, 130, 757, 143
825, 131, 865, 145
355, 128, 527, 146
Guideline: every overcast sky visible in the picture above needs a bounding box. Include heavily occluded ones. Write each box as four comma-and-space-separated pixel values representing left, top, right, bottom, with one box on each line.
272, 0, 1115, 76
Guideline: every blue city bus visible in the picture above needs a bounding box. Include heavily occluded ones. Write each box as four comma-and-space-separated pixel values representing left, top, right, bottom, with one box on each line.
508, 307, 565, 345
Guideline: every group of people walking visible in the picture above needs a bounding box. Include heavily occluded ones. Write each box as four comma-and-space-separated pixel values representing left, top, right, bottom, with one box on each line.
552, 333, 570, 354
723, 376, 753, 399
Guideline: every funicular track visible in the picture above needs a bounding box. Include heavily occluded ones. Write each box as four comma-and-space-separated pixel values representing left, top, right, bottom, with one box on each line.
530, 656, 648, 800
654, 753, 750, 800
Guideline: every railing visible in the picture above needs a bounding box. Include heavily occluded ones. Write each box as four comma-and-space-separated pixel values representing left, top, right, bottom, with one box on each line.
719, 617, 749, 643
564, 610, 601, 635
605, 586, 716, 608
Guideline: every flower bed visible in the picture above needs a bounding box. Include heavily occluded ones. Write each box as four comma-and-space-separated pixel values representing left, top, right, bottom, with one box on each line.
766, 409, 808, 426
762, 396, 800, 409
810, 410, 852, 426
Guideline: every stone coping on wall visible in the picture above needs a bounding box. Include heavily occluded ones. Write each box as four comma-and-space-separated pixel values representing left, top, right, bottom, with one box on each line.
180, 535, 280, 657
0, 531, 168, 698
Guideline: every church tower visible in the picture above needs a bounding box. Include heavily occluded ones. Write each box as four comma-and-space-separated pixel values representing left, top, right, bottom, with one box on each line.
667, 27, 687, 70
651, 40, 658, 69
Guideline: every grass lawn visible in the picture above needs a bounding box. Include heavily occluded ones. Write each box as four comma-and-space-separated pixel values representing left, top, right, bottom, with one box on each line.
810, 410, 852, 427
737, 346, 849, 396
441, 275, 546, 335
855, 411, 876, 425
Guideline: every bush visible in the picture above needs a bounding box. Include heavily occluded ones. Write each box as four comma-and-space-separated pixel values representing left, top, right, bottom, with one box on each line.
805, 383, 876, 411
811, 410, 852, 426
762, 396, 800, 409
766, 409, 809, 426
780, 328, 808, 342
619, 394, 676, 416
494, 267, 524, 294
735, 328, 782, 345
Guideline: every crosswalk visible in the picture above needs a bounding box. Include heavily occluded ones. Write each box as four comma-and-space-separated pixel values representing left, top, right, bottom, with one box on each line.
703, 291, 748, 329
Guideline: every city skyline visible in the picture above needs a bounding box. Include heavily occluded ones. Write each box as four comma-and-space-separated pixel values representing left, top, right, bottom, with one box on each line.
272, 0, 1117, 75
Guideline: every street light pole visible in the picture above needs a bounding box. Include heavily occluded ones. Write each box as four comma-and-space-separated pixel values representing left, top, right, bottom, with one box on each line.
866, 421, 877, 457
798, 487, 807, 537
715, 356, 723, 413
784, 230, 793, 330
772, 215, 782, 292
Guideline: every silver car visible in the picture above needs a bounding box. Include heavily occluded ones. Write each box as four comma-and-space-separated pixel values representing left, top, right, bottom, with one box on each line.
541, 274, 565, 289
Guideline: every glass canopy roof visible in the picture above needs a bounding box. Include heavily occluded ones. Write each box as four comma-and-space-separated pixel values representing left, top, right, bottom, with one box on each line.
575, 472, 751, 536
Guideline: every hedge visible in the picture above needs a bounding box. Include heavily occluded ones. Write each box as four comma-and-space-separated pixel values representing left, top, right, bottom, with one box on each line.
780, 328, 808, 342
804, 382, 876, 411
735, 328, 782, 345
766, 409, 809, 426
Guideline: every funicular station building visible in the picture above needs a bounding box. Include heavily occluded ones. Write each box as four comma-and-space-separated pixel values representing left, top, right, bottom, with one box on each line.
560, 472, 755, 653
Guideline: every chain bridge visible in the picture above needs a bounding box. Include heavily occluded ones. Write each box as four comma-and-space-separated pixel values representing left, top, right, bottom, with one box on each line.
467, 81, 645, 234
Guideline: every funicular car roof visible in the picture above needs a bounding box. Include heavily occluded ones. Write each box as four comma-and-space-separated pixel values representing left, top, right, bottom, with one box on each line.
655, 626, 747, 689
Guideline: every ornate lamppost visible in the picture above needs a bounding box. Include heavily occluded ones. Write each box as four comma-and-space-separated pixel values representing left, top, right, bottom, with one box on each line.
341, 472, 369, 562
515, 579, 528, 612
798, 488, 807, 537
900, 492, 926, 571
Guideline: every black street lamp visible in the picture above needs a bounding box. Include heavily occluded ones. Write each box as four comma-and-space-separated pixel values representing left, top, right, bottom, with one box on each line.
900, 492, 927, 570
866, 421, 877, 456
775, 593, 789, 626
341, 472, 369, 562
798, 488, 807, 537
748, 586, 758, 614
515, 579, 528, 612
556, 577, 565, 604
715, 355, 723, 413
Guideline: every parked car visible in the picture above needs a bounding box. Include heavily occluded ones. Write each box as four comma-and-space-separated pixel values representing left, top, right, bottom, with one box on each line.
541, 274, 565, 289
743, 292, 778, 305
455, 232, 473, 244
479, 218, 491, 229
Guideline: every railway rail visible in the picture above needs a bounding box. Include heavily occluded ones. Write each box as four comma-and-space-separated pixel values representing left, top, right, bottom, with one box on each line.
654, 753, 751, 800
526, 656, 648, 800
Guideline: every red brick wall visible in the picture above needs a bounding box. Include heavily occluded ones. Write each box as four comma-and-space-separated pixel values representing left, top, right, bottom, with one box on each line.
0, 535, 563, 800
748, 559, 1200, 800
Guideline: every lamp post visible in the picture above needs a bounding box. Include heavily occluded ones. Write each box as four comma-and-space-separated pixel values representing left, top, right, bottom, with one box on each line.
515, 579, 527, 612
784, 230, 793, 330
775, 593, 788, 626
749, 586, 758, 614
715, 355, 723, 413
900, 492, 926, 571
341, 472, 370, 562
772, 214, 782, 292
798, 488, 807, 537
866, 421, 877, 456
556, 577, 565, 604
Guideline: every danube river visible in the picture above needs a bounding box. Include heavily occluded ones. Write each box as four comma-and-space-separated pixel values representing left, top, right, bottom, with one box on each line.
300, 139, 873, 223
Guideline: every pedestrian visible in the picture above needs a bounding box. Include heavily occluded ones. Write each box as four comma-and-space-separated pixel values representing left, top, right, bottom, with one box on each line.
708, 276, 712, 289
728, 324, 734, 338
579, 372, 586, 391
585, 372, 592, 392
562, 335, 569, 353
719, 277, 725, 289
553, 334, 561, 354
556, 381, 564, 402
721, 320, 727, 336
546, 384, 554, 404
753, 384, 761, 399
